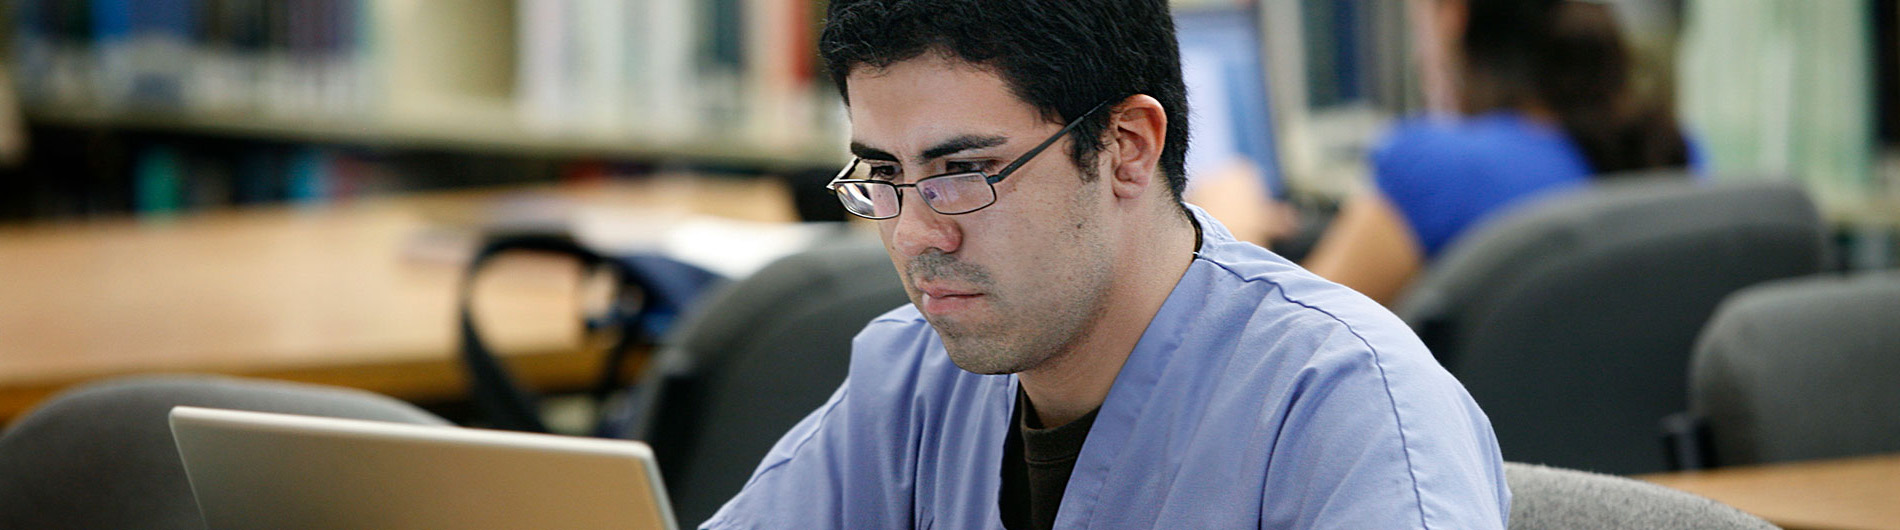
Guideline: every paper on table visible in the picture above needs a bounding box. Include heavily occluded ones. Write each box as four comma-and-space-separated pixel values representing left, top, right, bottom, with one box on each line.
573, 206, 843, 279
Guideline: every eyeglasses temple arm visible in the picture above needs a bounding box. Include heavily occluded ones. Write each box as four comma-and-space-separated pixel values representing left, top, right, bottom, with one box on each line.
826, 158, 861, 190
990, 100, 1113, 182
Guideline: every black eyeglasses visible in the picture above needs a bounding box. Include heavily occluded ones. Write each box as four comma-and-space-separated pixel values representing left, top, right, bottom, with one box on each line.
826, 101, 1111, 220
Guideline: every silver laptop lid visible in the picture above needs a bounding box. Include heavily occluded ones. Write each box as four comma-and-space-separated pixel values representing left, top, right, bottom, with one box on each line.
170, 406, 678, 530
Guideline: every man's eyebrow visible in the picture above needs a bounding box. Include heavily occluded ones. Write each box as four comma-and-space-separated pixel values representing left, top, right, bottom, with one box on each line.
849, 135, 1010, 165
849, 142, 899, 162
921, 135, 1008, 162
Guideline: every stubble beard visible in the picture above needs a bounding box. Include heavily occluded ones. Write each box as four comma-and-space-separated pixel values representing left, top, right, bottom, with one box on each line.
914, 177, 1115, 376
930, 279, 1109, 375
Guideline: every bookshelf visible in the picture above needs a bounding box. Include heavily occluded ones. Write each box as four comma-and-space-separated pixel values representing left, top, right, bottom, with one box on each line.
1679, 0, 1896, 218
4, 0, 847, 220
22, 101, 842, 168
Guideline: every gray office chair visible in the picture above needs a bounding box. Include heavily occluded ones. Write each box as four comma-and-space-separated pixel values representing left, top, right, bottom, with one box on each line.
1504, 462, 1776, 529
1396, 175, 1826, 474
1674, 272, 1900, 468
623, 233, 911, 525
0, 375, 449, 530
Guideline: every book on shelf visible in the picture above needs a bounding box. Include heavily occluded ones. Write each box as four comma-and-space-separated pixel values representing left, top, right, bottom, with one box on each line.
11, 0, 840, 157
11, 0, 376, 119
512, 0, 829, 147
1679, 0, 1880, 205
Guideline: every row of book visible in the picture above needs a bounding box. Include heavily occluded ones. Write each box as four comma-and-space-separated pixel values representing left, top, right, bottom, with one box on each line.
127, 144, 410, 214
8, 135, 609, 219
1, 133, 391, 220
513, 0, 837, 148
7, 0, 843, 149
1678, 0, 1884, 205
11, 0, 377, 118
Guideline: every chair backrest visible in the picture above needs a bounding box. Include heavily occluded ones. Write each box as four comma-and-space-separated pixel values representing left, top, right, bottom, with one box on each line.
1397, 175, 1826, 474
1690, 271, 1900, 466
1504, 462, 1777, 529
628, 234, 910, 525
0, 375, 448, 530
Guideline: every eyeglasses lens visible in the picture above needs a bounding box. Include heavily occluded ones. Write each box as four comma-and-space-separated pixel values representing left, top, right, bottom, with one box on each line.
917, 173, 994, 214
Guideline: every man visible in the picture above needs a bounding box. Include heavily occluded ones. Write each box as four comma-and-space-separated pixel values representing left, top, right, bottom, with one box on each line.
703, 1, 1510, 528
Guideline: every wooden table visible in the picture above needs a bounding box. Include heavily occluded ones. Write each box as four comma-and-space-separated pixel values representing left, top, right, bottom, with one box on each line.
0, 175, 799, 424
1639, 453, 1900, 530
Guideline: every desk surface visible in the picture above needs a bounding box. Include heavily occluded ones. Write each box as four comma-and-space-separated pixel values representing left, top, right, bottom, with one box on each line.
1638, 453, 1900, 530
0, 175, 800, 424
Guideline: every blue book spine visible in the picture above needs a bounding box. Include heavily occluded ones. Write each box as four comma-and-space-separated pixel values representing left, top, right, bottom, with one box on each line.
92, 0, 132, 44
11, 0, 53, 103
286, 147, 332, 204
132, 0, 198, 106
92, 0, 133, 106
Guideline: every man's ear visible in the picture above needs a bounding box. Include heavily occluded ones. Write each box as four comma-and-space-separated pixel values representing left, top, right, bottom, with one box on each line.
1106, 94, 1167, 200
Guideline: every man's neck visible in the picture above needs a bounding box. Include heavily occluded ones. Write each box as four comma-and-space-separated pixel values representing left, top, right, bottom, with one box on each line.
1016, 208, 1199, 427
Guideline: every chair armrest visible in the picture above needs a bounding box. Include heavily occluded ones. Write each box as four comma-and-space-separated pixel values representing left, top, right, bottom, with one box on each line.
1660, 411, 1713, 470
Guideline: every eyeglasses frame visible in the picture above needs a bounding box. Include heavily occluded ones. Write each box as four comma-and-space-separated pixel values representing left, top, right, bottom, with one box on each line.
825, 100, 1113, 220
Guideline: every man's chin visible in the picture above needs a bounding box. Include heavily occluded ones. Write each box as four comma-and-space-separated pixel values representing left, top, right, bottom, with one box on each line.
946, 351, 1026, 375
940, 336, 1041, 375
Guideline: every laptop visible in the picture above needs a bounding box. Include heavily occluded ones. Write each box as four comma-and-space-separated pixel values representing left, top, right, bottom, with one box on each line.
169, 406, 679, 530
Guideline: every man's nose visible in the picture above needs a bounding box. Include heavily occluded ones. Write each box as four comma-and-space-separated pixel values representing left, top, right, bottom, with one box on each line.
888, 191, 963, 257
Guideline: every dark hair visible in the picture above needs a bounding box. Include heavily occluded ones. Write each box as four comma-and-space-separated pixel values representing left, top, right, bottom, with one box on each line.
819, 0, 1191, 207
1460, 0, 1690, 174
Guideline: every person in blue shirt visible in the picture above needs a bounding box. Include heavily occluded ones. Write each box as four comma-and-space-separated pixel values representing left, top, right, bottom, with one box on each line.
1203, 0, 1696, 305
702, 1, 1510, 528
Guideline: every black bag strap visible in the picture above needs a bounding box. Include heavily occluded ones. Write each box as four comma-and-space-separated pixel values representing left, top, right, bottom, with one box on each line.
456, 233, 646, 433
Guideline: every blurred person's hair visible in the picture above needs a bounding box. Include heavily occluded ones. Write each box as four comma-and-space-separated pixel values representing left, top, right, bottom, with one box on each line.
0, 69, 24, 167
1460, 0, 1690, 174
817, 0, 1192, 210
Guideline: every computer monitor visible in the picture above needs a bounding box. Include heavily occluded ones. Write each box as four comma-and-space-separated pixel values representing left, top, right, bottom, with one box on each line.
1176, 5, 1285, 199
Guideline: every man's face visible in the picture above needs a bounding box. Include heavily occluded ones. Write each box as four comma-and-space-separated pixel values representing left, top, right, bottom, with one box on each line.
845, 55, 1119, 375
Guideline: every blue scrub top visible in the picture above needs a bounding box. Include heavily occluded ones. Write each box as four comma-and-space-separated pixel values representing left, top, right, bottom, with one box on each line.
703, 206, 1511, 529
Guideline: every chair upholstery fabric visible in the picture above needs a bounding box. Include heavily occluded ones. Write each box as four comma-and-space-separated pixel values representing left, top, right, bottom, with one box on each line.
1397, 175, 1825, 474
629, 234, 911, 525
1691, 271, 1900, 466
0, 375, 447, 530
1504, 462, 1777, 529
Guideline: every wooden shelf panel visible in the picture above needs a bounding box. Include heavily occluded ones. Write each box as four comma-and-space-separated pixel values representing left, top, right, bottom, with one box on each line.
25, 103, 846, 170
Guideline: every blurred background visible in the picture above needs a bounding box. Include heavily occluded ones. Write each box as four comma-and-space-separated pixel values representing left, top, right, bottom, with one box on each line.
0, 0, 1893, 262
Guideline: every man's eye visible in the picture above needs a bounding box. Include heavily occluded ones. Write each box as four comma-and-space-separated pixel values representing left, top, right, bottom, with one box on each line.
867, 165, 899, 180
946, 161, 988, 174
